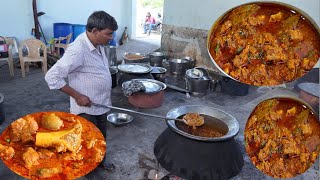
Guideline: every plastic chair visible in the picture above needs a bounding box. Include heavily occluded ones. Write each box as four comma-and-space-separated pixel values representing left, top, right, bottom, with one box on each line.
0, 37, 15, 76
53, 33, 73, 56
18, 39, 47, 77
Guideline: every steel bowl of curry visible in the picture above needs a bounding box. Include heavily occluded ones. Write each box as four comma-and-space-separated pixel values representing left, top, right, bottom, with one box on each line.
244, 97, 320, 178
0, 112, 106, 179
166, 105, 239, 141
207, 2, 320, 86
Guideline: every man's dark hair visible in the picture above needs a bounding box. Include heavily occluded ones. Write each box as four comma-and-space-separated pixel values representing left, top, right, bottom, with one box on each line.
86, 11, 118, 32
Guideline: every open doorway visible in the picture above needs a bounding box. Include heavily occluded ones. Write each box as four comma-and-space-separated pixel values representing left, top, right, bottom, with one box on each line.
134, 0, 164, 45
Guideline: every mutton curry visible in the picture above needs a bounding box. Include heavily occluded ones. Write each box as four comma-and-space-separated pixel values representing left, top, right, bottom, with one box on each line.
0, 112, 106, 179
245, 98, 320, 178
208, 3, 320, 86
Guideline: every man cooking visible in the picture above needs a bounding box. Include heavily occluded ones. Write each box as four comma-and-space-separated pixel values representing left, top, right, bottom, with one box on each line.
45, 10, 118, 171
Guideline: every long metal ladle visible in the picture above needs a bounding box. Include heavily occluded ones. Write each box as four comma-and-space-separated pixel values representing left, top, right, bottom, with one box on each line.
92, 103, 187, 124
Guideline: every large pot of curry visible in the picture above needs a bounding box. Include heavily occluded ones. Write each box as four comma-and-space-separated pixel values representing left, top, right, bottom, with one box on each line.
244, 96, 320, 178
0, 112, 106, 179
207, 2, 320, 86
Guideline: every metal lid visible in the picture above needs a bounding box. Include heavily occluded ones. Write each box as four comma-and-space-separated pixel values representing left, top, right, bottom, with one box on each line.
151, 67, 167, 74
186, 68, 203, 78
149, 52, 164, 56
170, 59, 189, 63
141, 80, 162, 93
117, 64, 152, 74
122, 79, 163, 94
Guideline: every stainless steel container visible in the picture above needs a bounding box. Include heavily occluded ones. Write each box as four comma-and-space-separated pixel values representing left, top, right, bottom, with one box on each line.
104, 45, 117, 66
169, 59, 194, 76
186, 68, 212, 96
182, 56, 196, 68
123, 52, 150, 64
149, 52, 164, 67
151, 67, 167, 82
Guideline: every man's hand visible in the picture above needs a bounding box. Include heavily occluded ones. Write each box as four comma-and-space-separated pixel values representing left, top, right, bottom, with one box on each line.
74, 94, 91, 106
60, 85, 92, 107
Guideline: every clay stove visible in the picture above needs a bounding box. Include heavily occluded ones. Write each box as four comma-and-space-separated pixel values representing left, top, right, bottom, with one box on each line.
154, 105, 243, 180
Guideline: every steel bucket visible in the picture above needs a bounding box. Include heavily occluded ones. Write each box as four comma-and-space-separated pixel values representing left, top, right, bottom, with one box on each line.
169, 58, 194, 76
186, 68, 212, 95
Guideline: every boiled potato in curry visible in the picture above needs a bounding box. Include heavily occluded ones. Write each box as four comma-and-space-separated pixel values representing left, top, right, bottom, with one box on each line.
208, 3, 320, 86
41, 113, 64, 130
244, 98, 320, 178
0, 112, 106, 179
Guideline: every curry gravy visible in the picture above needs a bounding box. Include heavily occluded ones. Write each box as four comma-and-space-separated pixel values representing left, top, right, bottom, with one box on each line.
176, 114, 228, 138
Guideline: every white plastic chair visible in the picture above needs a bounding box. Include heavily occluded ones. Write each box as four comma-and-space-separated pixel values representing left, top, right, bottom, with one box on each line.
18, 39, 47, 77
0, 37, 15, 76
53, 33, 72, 56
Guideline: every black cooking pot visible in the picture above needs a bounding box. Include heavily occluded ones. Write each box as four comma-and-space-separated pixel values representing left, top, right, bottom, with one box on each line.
109, 67, 118, 88
0, 93, 5, 125
220, 77, 249, 96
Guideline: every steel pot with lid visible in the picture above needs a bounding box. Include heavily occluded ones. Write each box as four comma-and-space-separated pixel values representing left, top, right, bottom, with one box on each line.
149, 52, 164, 67
186, 67, 212, 96
169, 58, 194, 76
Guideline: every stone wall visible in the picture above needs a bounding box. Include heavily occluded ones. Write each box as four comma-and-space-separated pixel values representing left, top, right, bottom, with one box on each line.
161, 24, 220, 74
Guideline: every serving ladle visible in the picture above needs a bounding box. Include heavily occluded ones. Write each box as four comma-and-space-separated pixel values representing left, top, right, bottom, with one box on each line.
92, 103, 204, 127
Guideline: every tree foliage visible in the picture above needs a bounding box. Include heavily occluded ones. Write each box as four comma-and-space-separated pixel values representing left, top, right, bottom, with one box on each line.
138, 0, 163, 8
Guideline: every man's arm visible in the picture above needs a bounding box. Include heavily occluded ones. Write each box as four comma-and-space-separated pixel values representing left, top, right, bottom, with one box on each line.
45, 44, 91, 106
60, 85, 91, 106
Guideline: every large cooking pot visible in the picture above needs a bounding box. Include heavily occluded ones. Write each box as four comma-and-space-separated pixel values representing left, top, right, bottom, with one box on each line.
207, 2, 320, 86
166, 105, 239, 141
149, 52, 164, 67
122, 79, 167, 109
220, 76, 249, 96
123, 52, 150, 64
169, 58, 194, 76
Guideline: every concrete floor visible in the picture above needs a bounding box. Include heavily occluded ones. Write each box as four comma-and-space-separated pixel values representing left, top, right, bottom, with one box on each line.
0, 40, 319, 180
